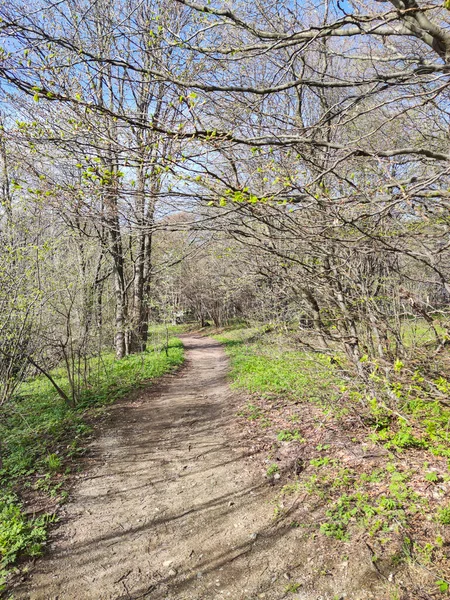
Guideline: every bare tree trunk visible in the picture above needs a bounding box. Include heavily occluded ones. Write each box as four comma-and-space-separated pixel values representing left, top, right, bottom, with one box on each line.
130, 161, 147, 353
138, 190, 156, 350
105, 156, 127, 359
110, 222, 127, 359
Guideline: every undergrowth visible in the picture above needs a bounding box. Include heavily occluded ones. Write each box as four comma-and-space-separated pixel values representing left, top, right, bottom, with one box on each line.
214, 324, 450, 598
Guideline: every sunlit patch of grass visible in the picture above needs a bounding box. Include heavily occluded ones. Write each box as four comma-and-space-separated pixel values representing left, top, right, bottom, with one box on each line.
400, 318, 447, 349
214, 328, 343, 405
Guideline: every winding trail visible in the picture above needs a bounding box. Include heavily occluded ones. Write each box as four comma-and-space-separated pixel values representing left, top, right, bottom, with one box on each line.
18, 335, 381, 600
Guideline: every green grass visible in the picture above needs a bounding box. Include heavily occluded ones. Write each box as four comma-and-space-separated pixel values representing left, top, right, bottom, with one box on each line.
0, 329, 184, 589
215, 324, 450, 462
400, 319, 447, 348
213, 326, 343, 405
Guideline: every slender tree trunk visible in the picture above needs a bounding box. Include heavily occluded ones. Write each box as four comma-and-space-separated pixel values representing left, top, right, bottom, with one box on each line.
138, 193, 156, 350
110, 222, 127, 359
105, 160, 127, 359
130, 162, 146, 353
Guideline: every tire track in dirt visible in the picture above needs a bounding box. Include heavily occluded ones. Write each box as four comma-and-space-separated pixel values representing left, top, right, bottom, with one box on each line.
17, 335, 384, 600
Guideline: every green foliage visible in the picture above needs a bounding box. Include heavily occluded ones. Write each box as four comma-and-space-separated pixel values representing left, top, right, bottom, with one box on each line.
310, 457, 332, 468
0, 492, 53, 589
367, 377, 450, 459
277, 429, 305, 442
360, 469, 384, 483
389, 427, 425, 449
425, 471, 440, 483
320, 521, 349, 541
437, 505, 450, 525
314, 466, 425, 543
44, 453, 62, 473
237, 402, 263, 420
299, 456, 429, 545
436, 579, 449, 593
266, 463, 279, 477
393, 359, 404, 373
280, 481, 301, 495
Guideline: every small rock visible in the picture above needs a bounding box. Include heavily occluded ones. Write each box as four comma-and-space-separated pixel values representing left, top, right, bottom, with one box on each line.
163, 560, 173, 568
228, 501, 235, 507
273, 473, 281, 480
197, 572, 203, 579
168, 568, 177, 577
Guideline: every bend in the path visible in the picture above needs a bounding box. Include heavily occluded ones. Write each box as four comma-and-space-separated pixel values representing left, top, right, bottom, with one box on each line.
18, 335, 384, 600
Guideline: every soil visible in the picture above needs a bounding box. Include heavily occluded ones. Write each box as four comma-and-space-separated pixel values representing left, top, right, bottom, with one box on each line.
16, 335, 389, 600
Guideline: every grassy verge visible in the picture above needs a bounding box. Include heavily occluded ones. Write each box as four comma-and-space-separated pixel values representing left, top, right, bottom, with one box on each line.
214, 324, 450, 599
0, 326, 185, 591
214, 325, 343, 404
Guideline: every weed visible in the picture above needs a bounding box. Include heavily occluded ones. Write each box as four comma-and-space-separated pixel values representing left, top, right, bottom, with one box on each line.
414, 542, 434, 565
310, 457, 332, 468
320, 521, 349, 541
437, 505, 450, 525
359, 469, 385, 483
332, 468, 353, 488
0, 492, 54, 588
237, 403, 263, 420
266, 463, 279, 477
272, 504, 285, 520
425, 471, 440, 483
280, 482, 301, 495
277, 429, 305, 442
436, 579, 449, 593
44, 453, 62, 473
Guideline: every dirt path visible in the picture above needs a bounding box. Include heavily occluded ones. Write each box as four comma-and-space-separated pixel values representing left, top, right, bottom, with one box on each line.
17, 335, 384, 600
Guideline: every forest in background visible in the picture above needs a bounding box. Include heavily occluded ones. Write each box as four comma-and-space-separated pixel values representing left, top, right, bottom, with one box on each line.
1, 0, 450, 596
